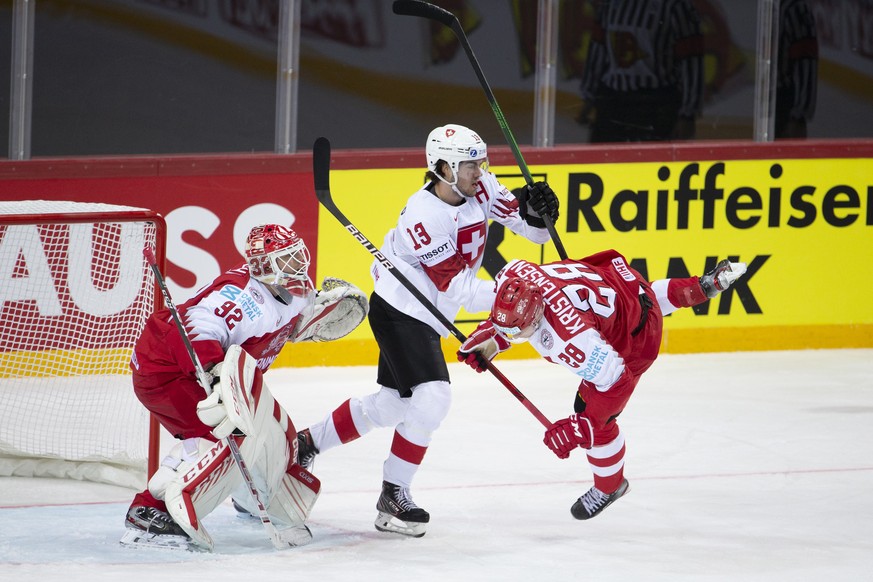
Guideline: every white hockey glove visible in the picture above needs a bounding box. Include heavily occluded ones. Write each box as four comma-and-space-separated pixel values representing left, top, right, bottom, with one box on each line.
291, 277, 369, 343
195, 363, 238, 440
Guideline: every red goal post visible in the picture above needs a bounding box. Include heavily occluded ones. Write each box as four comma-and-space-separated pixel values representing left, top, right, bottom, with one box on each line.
0, 201, 165, 488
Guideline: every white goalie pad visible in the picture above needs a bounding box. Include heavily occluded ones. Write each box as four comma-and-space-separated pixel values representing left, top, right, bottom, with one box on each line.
233, 464, 321, 528
163, 348, 298, 551
291, 277, 369, 343
163, 438, 238, 551
215, 344, 260, 436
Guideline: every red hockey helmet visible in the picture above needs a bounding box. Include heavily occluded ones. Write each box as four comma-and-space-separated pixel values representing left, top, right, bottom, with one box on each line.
245, 224, 311, 293
491, 277, 544, 342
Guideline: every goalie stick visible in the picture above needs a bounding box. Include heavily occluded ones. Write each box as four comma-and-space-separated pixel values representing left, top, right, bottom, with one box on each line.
312, 137, 551, 429
392, 0, 568, 261
142, 247, 293, 551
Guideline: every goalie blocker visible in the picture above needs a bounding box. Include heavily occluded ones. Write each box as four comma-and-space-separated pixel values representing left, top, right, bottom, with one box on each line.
145, 346, 321, 551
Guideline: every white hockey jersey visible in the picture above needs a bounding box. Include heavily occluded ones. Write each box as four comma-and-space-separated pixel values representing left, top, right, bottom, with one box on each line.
372, 172, 550, 336
132, 264, 314, 377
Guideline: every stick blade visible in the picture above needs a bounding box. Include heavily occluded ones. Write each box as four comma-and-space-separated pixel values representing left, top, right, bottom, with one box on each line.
313, 137, 331, 195
392, 0, 456, 27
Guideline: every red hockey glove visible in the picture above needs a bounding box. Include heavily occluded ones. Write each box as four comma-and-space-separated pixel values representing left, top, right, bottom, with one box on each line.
456, 319, 511, 373
543, 413, 593, 459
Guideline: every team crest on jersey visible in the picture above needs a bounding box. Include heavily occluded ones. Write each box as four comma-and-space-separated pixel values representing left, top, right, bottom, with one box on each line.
540, 328, 554, 350
457, 223, 487, 265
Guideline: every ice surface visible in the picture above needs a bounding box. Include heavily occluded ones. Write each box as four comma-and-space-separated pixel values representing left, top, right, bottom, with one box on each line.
2, 350, 872, 581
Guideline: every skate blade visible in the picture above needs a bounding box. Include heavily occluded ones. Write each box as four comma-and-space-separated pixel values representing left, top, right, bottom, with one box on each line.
119, 528, 201, 551
374, 512, 427, 538
278, 524, 313, 547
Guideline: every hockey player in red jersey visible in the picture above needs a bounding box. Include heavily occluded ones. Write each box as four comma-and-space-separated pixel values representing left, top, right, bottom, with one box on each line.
121, 224, 367, 550
457, 251, 747, 520
296, 124, 560, 537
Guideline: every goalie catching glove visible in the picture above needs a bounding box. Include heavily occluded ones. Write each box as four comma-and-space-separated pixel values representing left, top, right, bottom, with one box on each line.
456, 319, 511, 373
291, 277, 368, 343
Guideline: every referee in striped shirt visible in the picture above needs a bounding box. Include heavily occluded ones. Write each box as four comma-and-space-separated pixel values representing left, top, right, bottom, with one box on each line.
577, 0, 704, 142
775, 0, 818, 138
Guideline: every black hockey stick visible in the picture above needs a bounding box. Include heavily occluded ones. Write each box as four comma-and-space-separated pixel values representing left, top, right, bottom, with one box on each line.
313, 137, 551, 429
392, 0, 568, 261
143, 247, 297, 551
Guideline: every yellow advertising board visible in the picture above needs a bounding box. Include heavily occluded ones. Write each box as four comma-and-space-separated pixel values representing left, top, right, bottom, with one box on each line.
294, 156, 872, 367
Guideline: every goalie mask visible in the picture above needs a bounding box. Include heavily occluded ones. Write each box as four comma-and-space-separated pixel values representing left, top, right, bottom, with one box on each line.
425, 124, 488, 187
245, 224, 312, 295
491, 277, 544, 343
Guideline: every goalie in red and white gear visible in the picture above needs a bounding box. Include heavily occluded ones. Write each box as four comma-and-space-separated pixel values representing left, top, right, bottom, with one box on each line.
458, 251, 748, 520
121, 224, 367, 551
296, 124, 559, 538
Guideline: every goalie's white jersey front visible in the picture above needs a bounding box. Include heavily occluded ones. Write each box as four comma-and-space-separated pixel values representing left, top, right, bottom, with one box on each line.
133, 264, 312, 376
371, 172, 550, 336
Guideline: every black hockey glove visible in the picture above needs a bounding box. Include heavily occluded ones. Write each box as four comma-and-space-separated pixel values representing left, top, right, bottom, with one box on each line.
524, 181, 559, 227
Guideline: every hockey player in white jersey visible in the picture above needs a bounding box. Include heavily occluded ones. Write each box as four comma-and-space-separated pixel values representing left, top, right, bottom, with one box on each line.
121, 224, 368, 551
297, 124, 560, 537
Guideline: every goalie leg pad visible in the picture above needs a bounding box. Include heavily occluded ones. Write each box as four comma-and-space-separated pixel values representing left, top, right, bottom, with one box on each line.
215, 344, 261, 436
266, 464, 321, 527
164, 438, 240, 552
163, 349, 297, 551
147, 437, 211, 502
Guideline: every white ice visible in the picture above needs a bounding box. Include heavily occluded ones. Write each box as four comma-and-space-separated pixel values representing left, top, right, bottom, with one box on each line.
2, 349, 872, 581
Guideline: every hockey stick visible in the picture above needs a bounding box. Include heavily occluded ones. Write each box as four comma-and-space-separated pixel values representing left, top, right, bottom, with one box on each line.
142, 247, 291, 551
392, 0, 568, 261
313, 137, 551, 429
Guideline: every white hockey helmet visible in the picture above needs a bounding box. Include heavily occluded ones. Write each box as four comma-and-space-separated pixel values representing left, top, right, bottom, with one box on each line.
245, 224, 312, 295
425, 124, 488, 182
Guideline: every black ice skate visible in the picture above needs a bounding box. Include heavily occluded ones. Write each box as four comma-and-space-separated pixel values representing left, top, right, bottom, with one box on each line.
297, 428, 319, 470
699, 259, 747, 298
570, 479, 630, 520
374, 480, 429, 537
120, 506, 193, 550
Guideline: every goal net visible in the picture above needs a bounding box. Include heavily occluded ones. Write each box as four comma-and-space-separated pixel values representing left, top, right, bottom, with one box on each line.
0, 201, 165, 489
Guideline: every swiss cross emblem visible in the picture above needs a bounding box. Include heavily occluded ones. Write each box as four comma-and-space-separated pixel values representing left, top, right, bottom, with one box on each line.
445, 128, 455, 137
457, 223, 487, 266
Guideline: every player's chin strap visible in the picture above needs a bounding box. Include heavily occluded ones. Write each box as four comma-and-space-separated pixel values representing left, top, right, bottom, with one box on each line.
433, 168, 469, 200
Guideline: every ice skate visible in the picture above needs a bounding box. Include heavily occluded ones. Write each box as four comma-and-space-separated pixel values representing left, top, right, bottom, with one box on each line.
120, 506, 195, 550
297, 428, 319, 470
374, 480, 429, 537
231, 498, 254, 518
570, 479, 629, 520
699, 259, 747, 298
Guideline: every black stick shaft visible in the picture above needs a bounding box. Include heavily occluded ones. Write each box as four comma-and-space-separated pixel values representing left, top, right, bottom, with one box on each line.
392, 0, 568, 260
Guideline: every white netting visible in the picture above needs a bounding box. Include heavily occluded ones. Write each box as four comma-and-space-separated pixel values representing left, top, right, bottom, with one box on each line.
0, 201, 162, 489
